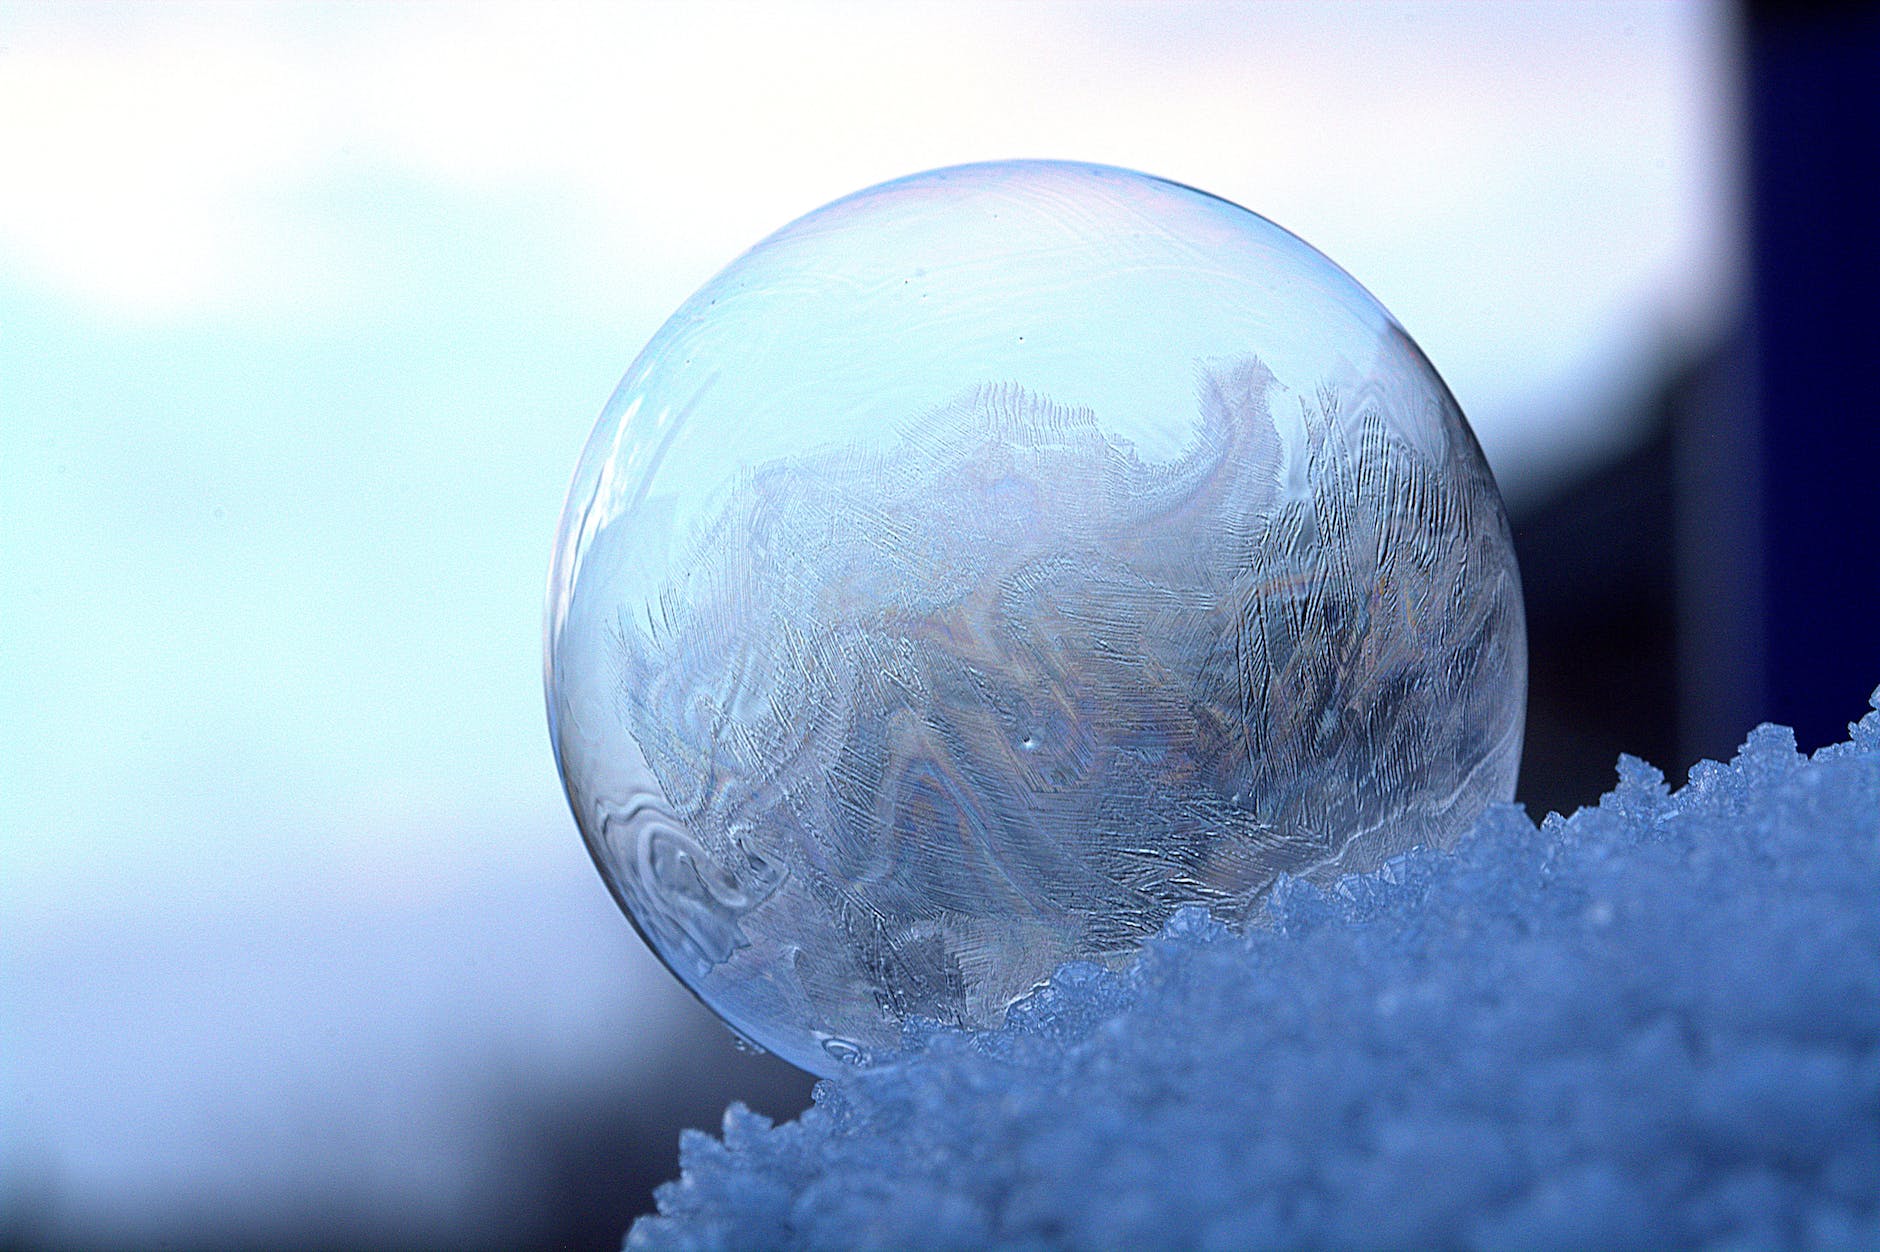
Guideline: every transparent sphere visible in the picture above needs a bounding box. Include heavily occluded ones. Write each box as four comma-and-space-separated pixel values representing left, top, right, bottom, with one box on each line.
546, 161, 1526, 1077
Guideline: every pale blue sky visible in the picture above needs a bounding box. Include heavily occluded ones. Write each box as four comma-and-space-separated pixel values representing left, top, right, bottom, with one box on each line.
2, 0, 1736, 908
0, 1, 1737, 1240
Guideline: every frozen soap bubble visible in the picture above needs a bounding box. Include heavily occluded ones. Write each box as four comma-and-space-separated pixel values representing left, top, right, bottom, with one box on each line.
546, 161, 1526, 1077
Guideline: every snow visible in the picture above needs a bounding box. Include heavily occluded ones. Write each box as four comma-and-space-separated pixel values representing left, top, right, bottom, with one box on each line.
631, 688, 1880, 1250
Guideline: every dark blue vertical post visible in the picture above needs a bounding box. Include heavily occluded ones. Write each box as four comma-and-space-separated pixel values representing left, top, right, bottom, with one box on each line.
1747, 2, 1880, 750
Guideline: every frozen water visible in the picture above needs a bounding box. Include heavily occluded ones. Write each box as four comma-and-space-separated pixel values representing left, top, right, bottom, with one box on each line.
630, 689, 1880, 1251
547, 161, 1526, 1076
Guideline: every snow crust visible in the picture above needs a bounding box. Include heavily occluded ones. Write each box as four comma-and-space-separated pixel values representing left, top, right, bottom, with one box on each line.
631, 689, 1880, 1251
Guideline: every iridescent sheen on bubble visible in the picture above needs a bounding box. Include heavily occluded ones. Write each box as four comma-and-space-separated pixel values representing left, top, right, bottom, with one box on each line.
546, 161, 1526, 1077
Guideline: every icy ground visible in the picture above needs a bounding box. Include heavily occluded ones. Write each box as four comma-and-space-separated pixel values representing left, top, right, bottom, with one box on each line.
630, 690, 1880, 1251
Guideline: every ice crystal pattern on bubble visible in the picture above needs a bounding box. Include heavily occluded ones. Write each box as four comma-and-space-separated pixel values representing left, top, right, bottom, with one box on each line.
548, 161, 1529, 1077
605, 355, 1522, 1048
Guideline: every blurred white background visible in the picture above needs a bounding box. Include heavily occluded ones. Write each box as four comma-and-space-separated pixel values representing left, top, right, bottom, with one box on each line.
1, 2, 1737, 1246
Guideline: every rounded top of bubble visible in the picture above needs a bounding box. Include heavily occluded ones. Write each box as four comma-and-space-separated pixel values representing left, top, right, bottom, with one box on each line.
548, 160, 1525, 1078
548, 161, 1442, 628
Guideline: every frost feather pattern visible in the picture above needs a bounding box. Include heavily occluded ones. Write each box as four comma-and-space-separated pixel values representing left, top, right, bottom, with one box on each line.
605, 355, 1524, 1058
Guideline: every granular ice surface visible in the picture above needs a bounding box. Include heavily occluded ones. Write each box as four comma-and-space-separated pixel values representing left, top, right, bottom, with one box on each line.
631, 690, 1880, 1251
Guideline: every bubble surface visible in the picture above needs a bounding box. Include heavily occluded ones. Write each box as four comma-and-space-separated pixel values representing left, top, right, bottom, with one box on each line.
546, 161, 1526, 1076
